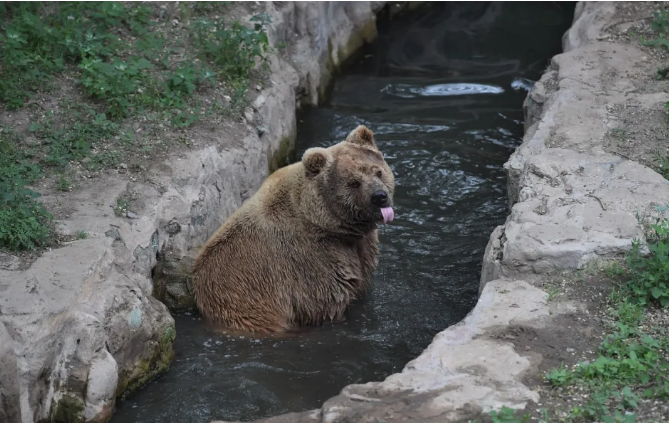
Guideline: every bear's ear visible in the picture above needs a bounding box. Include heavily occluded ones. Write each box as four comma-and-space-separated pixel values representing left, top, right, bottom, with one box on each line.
302, 147, 330, 178
346, 125, 377, 149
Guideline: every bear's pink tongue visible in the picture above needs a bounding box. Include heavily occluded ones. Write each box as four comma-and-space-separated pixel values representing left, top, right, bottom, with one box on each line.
380, 207, 394, 224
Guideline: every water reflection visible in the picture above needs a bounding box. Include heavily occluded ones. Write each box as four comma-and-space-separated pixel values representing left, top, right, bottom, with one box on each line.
381, 82, 505, 98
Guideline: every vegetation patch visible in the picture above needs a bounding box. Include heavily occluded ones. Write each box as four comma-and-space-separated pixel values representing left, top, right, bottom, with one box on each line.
475, 216, 669, 423
640, 8, 669, 114
0, 1, 274, 252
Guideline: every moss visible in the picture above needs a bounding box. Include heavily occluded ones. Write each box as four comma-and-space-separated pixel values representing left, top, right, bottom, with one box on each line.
115, 322, 176, 399
337, 20, 378, 66
318, 20, 379, 103
51, 394, 85, 423
268, 134, 297, 174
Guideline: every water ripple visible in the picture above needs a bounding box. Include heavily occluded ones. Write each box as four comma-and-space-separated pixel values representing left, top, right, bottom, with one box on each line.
381, 82, 505, 98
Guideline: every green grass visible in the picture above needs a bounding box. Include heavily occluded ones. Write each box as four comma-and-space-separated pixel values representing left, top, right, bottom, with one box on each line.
0, 1, 274, 252
640, 8, 669, 113
1, 2, 272, 118
539, 218, 669, 422
479, 217, 669, 423
0, 127, 52, 250
654, 153, 669, 180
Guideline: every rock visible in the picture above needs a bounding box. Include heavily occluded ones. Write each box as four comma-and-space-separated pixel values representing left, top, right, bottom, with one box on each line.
481, 40, 669, 289
244, 108, 255, 123
0, 251, 22, 271
84, 350, 118, 423
152, 257, 196, 313
24, 136, 41, 146
0, 322, 21, 423
164, 221, 181, 236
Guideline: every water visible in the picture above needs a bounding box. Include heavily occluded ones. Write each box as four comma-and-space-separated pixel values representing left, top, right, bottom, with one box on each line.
111, 2, 575, 422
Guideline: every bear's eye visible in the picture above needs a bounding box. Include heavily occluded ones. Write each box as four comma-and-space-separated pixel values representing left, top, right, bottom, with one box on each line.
376, 170, 383, 179
349, 180, 361, 189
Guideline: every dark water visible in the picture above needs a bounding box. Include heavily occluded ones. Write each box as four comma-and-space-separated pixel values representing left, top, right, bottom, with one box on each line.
111, 3, 575, 422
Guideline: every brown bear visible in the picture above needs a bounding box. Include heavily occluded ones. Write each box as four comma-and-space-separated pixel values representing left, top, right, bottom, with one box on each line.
192, 125, 395, 333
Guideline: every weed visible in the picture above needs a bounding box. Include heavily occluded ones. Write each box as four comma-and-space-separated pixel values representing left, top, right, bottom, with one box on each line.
657, 66, 669, 80
546, 287, 561, 302
76, 230, 88, 240
488, 406, 530, 423
29, 108, 120, 169
57, 174, 71, 192
610, 128, 628, 139
642, 9, 669, 111
0, 2, 275, 252
543, 219, 669, 421
655, 154, 669, 180
0, 127, 52, 250
113, 198, 129, 217
2, 2, 273, 121
626, 219, 669, 307
192, 13, 273, 82
604, 260, 626, 278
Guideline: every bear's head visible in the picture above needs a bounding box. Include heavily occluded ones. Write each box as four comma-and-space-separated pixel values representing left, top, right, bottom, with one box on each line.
302, 125, 395, 232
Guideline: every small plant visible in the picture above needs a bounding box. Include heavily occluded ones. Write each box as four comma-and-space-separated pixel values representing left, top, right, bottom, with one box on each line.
625, 219, 669, 307
610, 128, 628, 139
0, 128, 52, 250
655, 154, 669, 180
546, 287, 561, 302
113, 198, 129, 217
545, 364, 572, 386
0, 184, 52, 250
57, 174, 71, 192
489, 406, 529, 423
192, 13, 273, 82
604, 260, 626, 277
642, 9, 669, 110
76, 230, 88, 240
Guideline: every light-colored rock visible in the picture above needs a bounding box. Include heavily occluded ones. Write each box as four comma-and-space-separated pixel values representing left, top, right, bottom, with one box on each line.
561, 1, 616, 52
0, 2, 389, 422
0, 321, 21, 423
84, 350, 118, 423
482, 148, 669, 286
481, 38, 669, 289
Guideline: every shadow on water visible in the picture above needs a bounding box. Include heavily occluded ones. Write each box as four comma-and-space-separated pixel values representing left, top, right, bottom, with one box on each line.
111, 2, 575, 422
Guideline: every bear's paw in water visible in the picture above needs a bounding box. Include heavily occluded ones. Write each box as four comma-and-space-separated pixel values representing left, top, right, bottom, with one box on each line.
192, 125, 396, 333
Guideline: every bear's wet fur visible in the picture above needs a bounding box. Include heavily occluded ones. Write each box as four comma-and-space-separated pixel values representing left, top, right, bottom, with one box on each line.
192, 125, 395, 333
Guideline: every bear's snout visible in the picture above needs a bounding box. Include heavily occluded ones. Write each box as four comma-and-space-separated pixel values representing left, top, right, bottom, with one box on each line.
371, 190, 388, 207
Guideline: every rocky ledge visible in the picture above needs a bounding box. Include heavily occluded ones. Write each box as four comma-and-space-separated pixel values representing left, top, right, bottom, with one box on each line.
0, 3, 393, 422
213, 2, 669, 422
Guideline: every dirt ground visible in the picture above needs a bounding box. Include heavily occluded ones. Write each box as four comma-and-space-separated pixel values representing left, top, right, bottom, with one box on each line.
599, 1, 669, 172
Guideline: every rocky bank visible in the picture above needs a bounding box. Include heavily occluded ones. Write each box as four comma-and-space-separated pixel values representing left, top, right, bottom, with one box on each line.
0, 2, 404, 422
211, 2, 669, 423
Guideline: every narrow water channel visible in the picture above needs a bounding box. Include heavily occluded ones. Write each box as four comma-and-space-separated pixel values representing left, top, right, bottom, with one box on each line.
111, 2, 575, 422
